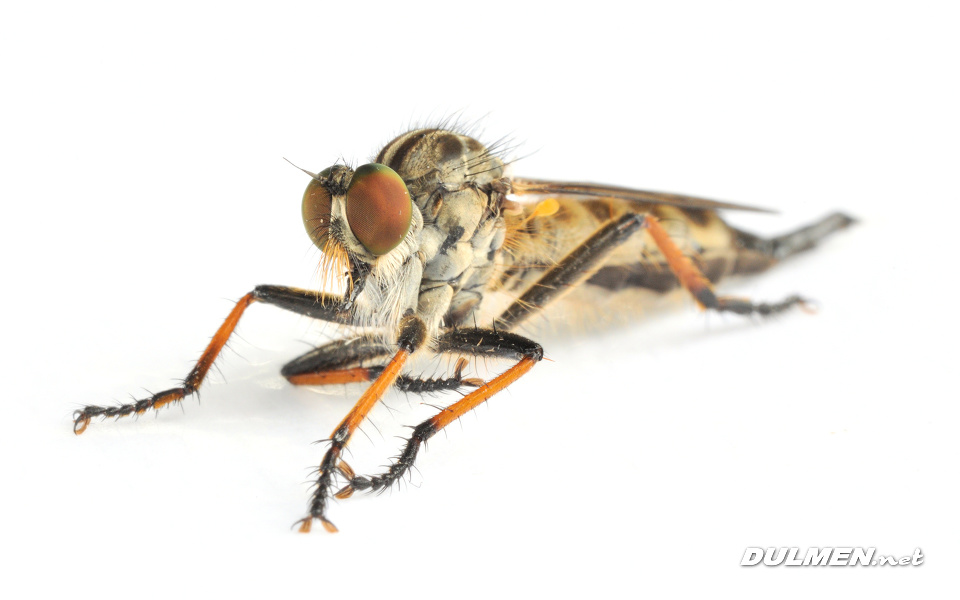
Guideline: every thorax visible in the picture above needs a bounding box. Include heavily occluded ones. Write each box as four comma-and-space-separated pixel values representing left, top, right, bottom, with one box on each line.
376, 129, 508, 333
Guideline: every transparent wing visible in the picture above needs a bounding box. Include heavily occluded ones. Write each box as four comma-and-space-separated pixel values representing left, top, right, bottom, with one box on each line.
509, 177, 776, 214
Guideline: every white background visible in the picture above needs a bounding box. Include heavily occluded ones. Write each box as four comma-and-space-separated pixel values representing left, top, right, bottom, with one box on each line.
3, 1, 957, 598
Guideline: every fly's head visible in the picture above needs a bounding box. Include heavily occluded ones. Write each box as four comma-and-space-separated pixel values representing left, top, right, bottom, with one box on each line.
300, 163, 423, 309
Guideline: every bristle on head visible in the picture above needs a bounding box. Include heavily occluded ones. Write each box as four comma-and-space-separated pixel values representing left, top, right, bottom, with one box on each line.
313, 238, 351, 298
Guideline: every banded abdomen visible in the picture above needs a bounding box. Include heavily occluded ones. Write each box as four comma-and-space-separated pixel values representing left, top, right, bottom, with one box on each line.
489, 196, 777, 327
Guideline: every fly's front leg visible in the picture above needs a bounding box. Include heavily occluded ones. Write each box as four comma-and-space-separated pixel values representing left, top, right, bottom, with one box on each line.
296, 314, 428, 533
338, 328, 542, 498
282, 335, 393, 386
73, 285, 351, 434
393, 358, 483, 394
282, 337, 482, 393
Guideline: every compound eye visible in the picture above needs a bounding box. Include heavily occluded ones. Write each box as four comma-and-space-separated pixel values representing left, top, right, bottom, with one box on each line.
301, 173, 333, 249
345, 163, 412, 256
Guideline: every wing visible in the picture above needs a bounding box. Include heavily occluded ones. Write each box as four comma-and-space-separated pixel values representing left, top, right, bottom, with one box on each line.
508, 177, 776, 214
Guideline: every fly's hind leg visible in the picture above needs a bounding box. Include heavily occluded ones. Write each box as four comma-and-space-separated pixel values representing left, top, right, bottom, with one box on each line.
495, 214, 647, 329
493, 210, 841, 330
330, 212, 854, 517
73, 285, 352, 434
644, 215, 830, 316
338, 328, 543, 498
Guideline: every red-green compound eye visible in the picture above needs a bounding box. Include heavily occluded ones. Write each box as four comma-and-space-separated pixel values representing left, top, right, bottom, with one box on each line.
301, 175, 333, 249
345, 163, 412, 256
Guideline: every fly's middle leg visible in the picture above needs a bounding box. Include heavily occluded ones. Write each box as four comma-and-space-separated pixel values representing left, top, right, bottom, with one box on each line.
295, 314, 428, 534
337, 328, 543, 498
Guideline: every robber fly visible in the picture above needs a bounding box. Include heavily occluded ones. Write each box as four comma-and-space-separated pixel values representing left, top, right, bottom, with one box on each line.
74, 127, 854, 532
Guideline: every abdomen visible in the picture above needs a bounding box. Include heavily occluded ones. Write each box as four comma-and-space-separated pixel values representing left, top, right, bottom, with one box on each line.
484, 197, 769, 330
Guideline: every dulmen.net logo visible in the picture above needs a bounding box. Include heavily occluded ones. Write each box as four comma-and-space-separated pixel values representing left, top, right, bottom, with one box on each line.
741, 548, 924, 567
